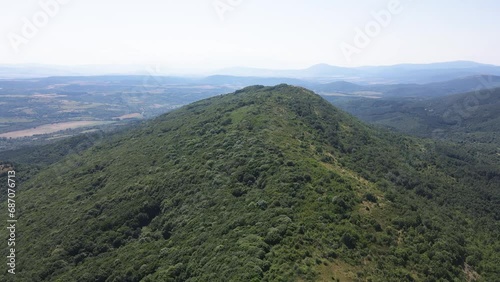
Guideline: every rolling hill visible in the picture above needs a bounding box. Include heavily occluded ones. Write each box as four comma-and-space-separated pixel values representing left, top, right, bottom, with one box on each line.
315, 75, 500, 98
1, 85, 498, 281
332, 87, 500, 144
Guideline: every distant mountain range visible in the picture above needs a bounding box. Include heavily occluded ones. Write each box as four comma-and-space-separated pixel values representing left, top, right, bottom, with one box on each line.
2, 61, 500, 84
215, 61, 500, 83
3, 72, 499, 101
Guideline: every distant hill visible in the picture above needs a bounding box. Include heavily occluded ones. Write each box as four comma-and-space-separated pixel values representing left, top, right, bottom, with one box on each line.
315, 75, 500, 98
331, 87, 500, 144
0, 85, 498, 281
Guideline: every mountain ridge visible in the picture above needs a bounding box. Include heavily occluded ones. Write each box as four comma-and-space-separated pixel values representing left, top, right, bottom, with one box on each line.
2, 61, 500, 83
214, 61, 500, 83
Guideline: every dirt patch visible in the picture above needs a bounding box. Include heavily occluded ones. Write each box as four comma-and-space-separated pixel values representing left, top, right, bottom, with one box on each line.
318, 261, 359, 282
464, 263, 480, 281
0, 164, 13, 172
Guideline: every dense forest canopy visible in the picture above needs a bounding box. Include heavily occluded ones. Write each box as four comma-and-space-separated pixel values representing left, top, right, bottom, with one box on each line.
0, 85, 498, 281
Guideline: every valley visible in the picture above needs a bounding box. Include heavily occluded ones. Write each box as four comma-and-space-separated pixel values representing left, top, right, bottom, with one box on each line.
1, 71, 499, 152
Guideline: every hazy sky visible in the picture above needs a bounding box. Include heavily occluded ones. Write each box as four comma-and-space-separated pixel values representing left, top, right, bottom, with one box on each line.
1, 0, 499, 71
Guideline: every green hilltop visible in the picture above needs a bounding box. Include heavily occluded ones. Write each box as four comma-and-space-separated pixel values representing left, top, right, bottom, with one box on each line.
1, 84, 499, 281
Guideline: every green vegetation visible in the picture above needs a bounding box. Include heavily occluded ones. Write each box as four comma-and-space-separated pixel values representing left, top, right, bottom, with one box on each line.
0, 85, 498, 281
330, 87, 500, 142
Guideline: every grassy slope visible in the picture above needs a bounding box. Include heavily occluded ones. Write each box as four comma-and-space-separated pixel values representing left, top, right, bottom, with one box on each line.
1, 85, 498, 281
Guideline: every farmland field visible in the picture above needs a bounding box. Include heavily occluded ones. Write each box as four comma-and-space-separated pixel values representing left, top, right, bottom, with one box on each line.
0, 121, 113, 138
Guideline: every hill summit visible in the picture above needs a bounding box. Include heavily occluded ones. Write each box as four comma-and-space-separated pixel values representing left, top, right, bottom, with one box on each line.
3, 84, 499, 281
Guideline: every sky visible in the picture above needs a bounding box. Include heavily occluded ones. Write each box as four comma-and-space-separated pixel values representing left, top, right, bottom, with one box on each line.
1, 0, 499, 72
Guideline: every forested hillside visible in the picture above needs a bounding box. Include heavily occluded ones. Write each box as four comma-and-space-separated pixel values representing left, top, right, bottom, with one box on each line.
330, 87, 500, 143
0, 85, 498, 281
